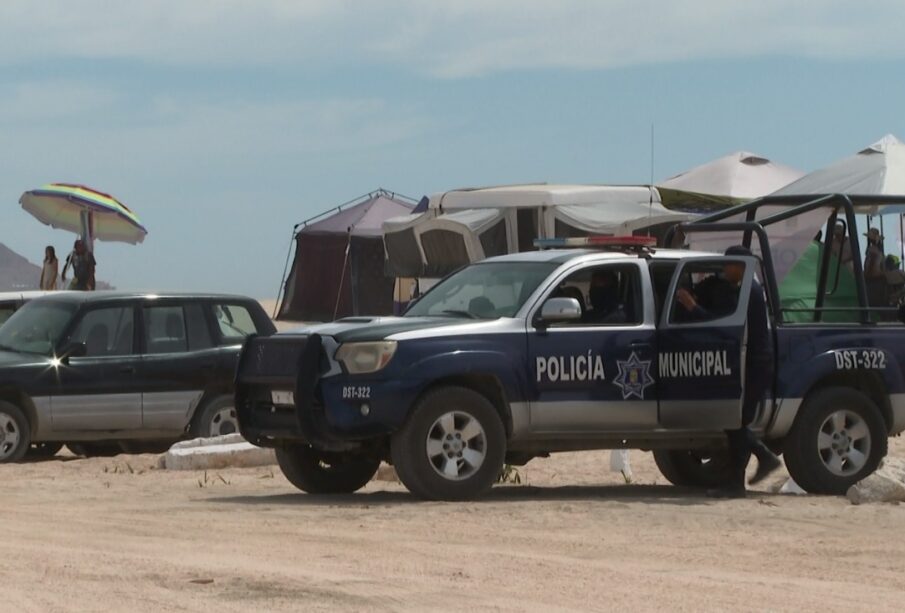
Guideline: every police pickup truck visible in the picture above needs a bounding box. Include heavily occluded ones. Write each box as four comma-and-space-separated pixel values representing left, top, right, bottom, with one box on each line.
238, 215, 905, 500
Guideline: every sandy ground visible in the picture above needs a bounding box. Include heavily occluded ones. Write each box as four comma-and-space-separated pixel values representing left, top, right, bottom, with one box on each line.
4, 439, 905, 613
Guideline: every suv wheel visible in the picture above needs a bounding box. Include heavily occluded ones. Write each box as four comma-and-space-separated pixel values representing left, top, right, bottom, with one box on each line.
784, 387, 887, 495
191, 395, 240, 438
391, 386, 506, 501
0, 401, 30, 463
653, 448, 733, 488
275, 444, 380, 494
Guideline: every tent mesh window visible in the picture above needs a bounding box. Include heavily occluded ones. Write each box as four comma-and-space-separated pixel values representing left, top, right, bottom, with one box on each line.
384, 227, 423, 277
421, 229, 470, 273
479, 219, 508, 257
554, 219, 590, 239
517, 209, 538, 251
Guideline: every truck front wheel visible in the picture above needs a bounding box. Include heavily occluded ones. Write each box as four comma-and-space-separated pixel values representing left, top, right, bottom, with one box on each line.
653, 449, 733, 488
784, 387, 887, 495
391, 386, 506, 501
275, 444, 380, 494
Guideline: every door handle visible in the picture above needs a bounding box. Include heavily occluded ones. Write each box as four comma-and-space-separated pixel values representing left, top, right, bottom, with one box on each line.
119, 366, 136, 374
629, 341, 652, 350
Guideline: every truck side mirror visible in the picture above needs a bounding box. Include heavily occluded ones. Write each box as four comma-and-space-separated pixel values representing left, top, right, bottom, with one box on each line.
537, 297, 582, 326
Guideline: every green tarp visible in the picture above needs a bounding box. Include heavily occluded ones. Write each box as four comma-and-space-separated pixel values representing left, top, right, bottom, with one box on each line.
778, 242, 859, 323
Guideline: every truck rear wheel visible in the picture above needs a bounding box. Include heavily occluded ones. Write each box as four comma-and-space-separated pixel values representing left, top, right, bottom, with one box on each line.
653, 449, 733, 488
275, 444, 379, 494
784, 387, 887, 495
391, 386, 506, 501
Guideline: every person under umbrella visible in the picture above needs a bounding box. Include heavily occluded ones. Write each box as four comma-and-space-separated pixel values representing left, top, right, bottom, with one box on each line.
61, 239, 96, 291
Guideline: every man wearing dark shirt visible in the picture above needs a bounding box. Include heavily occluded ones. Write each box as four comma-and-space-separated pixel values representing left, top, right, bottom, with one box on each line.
675, 245, 781, 497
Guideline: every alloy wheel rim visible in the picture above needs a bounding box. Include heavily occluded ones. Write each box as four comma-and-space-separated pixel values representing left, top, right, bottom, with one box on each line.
426, 410, 487, 481
209, 406, 239, 437
0, 412, 22, 460
818, 410, 871, 476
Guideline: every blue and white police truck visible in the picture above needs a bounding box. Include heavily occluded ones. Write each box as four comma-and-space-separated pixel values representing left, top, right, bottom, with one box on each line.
237, 196, 905, 500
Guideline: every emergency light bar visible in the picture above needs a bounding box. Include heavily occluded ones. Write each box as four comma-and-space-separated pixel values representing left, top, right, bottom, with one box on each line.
533, 236, 657, 250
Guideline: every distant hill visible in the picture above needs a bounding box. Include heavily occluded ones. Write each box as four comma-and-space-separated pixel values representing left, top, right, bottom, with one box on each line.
0, 242, 113, 291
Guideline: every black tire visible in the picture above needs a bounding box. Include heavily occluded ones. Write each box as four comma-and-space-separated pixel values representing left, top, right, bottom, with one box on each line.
653, 448, 733, 488
67, 442, 121, 458
0, 400, 31, 463
784, 387, 887, 495
191, 395, 239, 438
391, 386, 506, 501
275, 444, 380, 494
27, 442, 64, 458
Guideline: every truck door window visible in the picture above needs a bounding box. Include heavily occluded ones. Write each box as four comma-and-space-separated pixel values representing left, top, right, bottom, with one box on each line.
547, 265, 642, 326
670, 261, 745, 324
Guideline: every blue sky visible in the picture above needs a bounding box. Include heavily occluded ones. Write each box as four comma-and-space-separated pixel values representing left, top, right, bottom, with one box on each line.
1, 1, 904, 297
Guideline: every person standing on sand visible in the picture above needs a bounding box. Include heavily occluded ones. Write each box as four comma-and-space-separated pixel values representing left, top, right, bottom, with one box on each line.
61, 240, 97, 291
39, 246, 58, 290
675, 245, 782, 498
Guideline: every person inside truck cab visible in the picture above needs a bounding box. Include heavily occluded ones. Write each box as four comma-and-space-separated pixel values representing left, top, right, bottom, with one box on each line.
584, 270, 623, 323
675, 268, 738, 322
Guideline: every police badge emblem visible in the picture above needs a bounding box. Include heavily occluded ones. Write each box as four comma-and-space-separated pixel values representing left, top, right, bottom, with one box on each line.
613, 351, 654, 400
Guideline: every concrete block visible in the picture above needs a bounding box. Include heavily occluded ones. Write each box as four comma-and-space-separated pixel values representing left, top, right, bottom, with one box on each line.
847, 458, 905, 504
163, 435, 276, 470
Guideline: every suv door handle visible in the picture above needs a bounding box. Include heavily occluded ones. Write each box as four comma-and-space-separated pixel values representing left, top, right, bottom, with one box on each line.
629, 341, 651, 350
119, 366, 136, 374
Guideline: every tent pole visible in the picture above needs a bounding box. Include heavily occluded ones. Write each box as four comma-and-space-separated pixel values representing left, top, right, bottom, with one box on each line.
273, 229, 297, 319
900, 214, 904, 270
333, 232, 353, 320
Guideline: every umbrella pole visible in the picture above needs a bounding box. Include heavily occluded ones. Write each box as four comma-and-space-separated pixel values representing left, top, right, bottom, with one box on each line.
80, 210, 96, 252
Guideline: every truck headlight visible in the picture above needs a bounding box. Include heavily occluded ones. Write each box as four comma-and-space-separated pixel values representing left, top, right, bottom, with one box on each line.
335, 341, 397, 374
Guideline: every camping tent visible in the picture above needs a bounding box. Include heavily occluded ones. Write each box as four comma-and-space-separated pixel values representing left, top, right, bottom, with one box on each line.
384, 184, 693, 277
658, 151, 803, 210
278, 190, 415, 321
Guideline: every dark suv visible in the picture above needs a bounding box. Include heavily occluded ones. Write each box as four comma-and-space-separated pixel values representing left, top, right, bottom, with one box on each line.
0, 292, 275, 461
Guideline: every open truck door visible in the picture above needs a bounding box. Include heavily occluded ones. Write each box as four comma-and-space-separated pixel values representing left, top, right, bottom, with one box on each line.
657, 255, 761, 430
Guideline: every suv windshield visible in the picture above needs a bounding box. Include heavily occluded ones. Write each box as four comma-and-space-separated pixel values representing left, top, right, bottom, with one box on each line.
0, 301, 77, 355
405, 261, 557, 319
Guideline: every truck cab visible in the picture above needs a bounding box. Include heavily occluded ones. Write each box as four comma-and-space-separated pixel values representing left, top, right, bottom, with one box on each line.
238, 211, 905, 500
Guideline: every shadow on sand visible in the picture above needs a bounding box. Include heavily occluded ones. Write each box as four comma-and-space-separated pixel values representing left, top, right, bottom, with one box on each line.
205, 483, 732, 508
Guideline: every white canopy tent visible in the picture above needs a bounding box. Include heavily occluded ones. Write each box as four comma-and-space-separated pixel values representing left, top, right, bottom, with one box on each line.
659, 151, 803, 200
773, 134, 905, 212
687, 135, 905, 283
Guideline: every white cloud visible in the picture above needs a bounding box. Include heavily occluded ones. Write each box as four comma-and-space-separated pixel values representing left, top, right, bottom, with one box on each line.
1, 1, 903, 77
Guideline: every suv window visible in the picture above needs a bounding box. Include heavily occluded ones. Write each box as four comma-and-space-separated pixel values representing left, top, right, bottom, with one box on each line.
548, 264, 643, 326
71, 306, 135, 357
185, 303, 214, 350
213, 304, 257, 343
144, 305, 188, 354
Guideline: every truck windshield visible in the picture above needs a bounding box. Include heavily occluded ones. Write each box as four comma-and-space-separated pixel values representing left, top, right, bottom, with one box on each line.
0, 301, 77, 355
405, 262, 557, 319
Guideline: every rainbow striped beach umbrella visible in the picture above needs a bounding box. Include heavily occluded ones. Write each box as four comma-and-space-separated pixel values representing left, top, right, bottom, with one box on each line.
20, 183, 147, 245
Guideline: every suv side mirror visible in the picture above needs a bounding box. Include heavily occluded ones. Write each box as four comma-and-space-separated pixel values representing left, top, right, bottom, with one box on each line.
537, 297, 582, 325
59, 342, 87, 362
